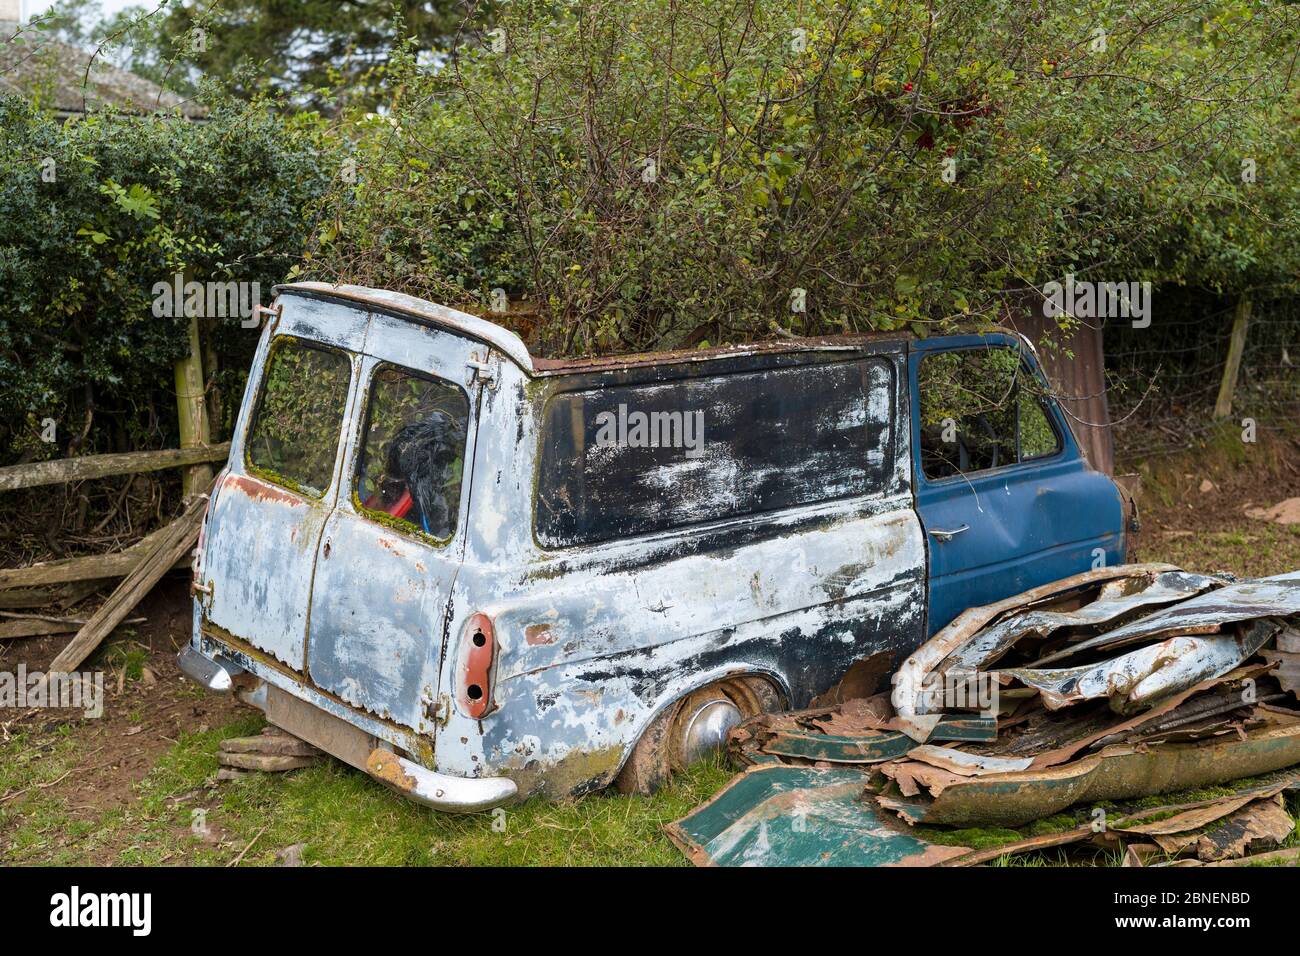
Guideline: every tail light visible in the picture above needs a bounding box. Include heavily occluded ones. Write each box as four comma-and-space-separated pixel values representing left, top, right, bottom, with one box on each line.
458, 613, 495, 718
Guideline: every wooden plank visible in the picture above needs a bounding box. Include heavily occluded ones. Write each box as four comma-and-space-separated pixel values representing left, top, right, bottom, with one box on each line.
0, 615, 145, 641
0, 443, 230, 493
0, 618, 79, 640
0, 523, 174, 590
0, 580, 109, 608
45, 495, 207, 675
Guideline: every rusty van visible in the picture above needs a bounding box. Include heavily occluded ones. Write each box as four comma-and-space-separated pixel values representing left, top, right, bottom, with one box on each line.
180, 283, 1131, 811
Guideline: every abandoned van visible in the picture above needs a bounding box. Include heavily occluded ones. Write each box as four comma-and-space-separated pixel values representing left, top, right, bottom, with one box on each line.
181, 283, 1129, 811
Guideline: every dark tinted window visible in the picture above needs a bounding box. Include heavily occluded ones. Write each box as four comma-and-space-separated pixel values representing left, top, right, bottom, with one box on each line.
536, 359, 894, 547
354, 365, 470, 542
246, 337, 351, 498
918, 346, 1062, 480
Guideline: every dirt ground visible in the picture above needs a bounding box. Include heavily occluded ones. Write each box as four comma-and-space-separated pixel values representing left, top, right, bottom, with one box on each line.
0, 580, 246, 862
1, 427, 1297, 865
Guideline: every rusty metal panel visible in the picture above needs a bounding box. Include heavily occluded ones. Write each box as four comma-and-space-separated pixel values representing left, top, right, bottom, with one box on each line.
938, 569, 1223, 676
428, 346, 928, 796
876, 713, 1300, 828
1033, 570, 1300, 665
998, 619, 1279, 713
305, 335, 482, 736
201, 472, 336, 670
535, 359, 895, 547
263, 683, 375, 771
667, 765, 970, 866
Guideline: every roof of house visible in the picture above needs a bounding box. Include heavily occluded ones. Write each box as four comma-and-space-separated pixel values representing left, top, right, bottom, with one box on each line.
0, 33, 206, 119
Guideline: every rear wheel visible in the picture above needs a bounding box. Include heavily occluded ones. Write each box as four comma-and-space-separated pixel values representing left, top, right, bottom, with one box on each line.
614, 676, 782, 795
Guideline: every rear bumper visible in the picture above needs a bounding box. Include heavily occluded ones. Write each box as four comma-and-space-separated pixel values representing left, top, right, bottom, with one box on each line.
177, 642, 517, 813
178, 644, 238, 692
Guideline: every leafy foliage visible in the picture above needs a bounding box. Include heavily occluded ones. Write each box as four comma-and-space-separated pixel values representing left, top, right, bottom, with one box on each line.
55, 0, 496, 112
0, 90, 336, 462
306, 0, 1300, 357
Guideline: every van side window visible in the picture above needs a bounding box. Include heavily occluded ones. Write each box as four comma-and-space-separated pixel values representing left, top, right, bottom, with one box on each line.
536, 359, 894, 548
918, 346, 1061, 479
246, 337, 352, 498
354, 364, 469, 542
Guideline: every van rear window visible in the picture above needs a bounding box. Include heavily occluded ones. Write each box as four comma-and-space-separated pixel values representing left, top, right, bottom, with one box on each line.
246, 337, 351, 498
536, 359, 894, 547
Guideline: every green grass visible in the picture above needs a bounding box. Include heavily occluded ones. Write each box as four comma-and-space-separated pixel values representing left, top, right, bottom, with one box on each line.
1, 711, 733, 866
1138, 523, 1300, 579
5, 707, 1293, 866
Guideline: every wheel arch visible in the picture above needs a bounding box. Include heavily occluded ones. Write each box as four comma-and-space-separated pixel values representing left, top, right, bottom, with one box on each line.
606, 662, 790, 783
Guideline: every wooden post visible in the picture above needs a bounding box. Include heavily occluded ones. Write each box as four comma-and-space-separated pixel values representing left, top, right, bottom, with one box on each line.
1213, 296, 1251, 419
174, 310, 214, 494
202, 326, 223, 443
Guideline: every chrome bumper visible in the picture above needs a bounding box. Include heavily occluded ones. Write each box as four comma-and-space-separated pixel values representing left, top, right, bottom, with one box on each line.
177, 643, 517, 813
366, 748, 518, 813
178, 644, 238, 692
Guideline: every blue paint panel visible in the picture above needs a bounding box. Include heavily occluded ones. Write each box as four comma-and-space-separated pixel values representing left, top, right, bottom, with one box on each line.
667, 765, 967, 866
910, 334, 1125, 634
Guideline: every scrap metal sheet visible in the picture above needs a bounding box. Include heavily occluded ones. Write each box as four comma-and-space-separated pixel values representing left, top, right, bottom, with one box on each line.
666, 765, 970, 866
1034, 571, 1300, 666
997, 620, 1278, 712
876, 712, 1300, 828
938, 570, 1224, 676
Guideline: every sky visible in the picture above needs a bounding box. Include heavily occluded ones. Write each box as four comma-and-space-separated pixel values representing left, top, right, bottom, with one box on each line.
27, 0, 145, 20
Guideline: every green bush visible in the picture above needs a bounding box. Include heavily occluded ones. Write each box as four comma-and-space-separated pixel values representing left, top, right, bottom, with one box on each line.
305, 0, 1300, 357
0, 91, 337, 463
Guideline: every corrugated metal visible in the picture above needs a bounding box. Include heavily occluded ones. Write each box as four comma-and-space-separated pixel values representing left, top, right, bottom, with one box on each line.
1003, 312, 1114, 474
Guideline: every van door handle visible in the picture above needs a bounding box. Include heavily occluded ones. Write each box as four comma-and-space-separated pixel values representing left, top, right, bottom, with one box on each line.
928, 525, 969, 542
322, 538, 331, 559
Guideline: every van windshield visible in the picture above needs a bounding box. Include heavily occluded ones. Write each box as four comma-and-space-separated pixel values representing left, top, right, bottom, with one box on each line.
354, 364, 470, 542
246, 337, 352, 498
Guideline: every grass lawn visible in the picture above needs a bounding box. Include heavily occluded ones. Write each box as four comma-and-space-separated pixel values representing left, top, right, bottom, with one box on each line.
0, 707, 735, 866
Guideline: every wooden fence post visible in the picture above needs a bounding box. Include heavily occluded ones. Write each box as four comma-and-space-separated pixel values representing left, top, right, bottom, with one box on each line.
1213, 296, 1252, 420
174, 310, 214, 495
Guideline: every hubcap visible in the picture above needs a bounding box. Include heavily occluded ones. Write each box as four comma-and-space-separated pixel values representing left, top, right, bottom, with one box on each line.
678, 697, 743, 765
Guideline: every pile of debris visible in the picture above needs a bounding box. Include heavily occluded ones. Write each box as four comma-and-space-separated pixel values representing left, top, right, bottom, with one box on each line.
668, 564, 1300, 867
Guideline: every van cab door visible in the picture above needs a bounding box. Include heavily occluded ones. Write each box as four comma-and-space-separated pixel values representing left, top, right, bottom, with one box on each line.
199, 298, 366, 670
304, 311, 485, 736
909, 335, 1125, 635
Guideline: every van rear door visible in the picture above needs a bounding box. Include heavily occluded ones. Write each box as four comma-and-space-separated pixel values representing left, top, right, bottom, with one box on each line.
303, 310, 485, 736
200, 297, 367, 670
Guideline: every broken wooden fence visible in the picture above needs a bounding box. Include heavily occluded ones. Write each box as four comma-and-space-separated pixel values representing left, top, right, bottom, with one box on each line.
1, 445, 225, 672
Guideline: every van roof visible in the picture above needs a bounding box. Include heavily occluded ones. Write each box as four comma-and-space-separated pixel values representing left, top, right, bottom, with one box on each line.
278, 282, 913, 378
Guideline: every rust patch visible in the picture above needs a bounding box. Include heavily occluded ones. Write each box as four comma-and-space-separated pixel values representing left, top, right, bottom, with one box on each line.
524, 623, 555, 646
367, 748, 417, 792
377, 536, 407, 558
228, 473, 304, 507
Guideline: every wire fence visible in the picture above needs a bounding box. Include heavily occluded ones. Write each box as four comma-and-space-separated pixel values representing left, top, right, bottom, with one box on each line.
1105, 296, 1300, 466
